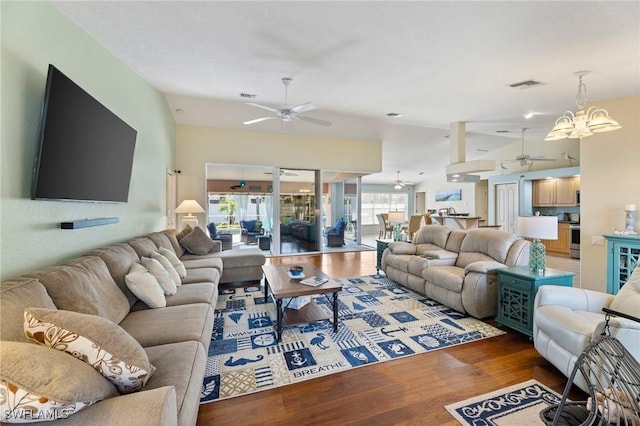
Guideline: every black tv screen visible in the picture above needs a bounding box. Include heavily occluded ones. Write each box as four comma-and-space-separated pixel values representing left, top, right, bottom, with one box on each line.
32, 65, 137, 202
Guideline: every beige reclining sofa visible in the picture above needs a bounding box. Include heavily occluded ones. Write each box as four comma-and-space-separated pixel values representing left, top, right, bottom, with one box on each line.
382, 225, 530, 318
0, 227, 265, 426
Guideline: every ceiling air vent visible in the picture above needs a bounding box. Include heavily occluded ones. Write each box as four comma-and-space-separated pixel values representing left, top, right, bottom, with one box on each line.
508, 79, 543, 89
240, 93, 257, 99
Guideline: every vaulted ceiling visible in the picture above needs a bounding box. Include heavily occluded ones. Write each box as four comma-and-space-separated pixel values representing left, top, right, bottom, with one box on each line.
53, 1, 640, 184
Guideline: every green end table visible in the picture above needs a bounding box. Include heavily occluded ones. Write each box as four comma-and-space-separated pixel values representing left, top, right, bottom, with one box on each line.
376, 239, 393, 274
497, 266, 575, 337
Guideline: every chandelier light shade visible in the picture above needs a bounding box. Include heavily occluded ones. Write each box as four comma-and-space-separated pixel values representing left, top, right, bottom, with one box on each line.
517, 215, 558, 274
175, 199, 206, 228
545, 72, 621, 141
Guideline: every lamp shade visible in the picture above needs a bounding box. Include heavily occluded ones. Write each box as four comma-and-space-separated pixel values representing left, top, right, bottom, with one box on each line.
387, 211, 405, 224
517, 216, 558, 240
174, 200, 205, 215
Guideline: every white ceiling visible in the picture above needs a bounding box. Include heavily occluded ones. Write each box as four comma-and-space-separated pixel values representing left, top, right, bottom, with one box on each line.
53, 1, 640, 185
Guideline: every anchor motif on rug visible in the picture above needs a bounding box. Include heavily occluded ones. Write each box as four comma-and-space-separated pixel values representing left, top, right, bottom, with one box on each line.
380, 326, 408, 337
290, 351, 307, 367
224, 355, 264, 366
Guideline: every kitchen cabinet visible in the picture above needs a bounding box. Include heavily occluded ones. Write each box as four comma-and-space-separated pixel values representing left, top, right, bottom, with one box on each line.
542, 222, 570, 254
533, 177, 580, 207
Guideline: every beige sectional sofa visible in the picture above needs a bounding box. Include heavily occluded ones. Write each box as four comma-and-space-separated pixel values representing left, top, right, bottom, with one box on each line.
382, 225, 530, 318
0, 228, 265, 425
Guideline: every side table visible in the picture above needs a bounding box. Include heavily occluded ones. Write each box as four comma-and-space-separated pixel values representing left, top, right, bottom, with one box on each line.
376, 239, 393, 274
497, 266, 575, 337
257, 235, 271, 251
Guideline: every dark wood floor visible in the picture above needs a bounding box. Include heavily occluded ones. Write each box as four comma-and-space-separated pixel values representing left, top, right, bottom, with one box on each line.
197, 251, 584, 425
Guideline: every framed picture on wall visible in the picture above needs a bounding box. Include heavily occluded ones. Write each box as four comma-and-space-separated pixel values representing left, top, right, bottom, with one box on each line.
435, 189, 462, 202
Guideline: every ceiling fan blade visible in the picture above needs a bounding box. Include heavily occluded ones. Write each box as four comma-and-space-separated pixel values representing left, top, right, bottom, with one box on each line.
296, 115, 332, 127
290, 102, 317, 114
246, 102, 279, 113
243, 116, 275, 125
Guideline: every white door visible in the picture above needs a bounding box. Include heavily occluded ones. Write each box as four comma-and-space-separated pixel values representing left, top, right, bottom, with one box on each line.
475, 181, 488, 221
496, 183, 518, 232
415, 191, 426, 214
166, 170, 177, 229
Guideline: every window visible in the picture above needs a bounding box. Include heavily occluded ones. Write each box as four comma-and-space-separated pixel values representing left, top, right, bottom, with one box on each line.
361, 193, 408, 225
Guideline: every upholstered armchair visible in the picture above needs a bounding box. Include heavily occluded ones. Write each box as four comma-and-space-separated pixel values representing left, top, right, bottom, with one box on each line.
533, 265, 640, 392
326, 219, 346, 247
207, 222, 233, 250
240, 220, 264, 244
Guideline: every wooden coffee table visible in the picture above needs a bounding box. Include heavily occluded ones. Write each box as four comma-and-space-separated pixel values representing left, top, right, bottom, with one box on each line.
262, 263, 342, 341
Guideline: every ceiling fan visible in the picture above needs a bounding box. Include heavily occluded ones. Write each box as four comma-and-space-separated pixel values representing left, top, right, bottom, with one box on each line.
503, 128, 557, 168
243, 77, 332, 132
393, 171, 407, 190
263, 169, 299, 177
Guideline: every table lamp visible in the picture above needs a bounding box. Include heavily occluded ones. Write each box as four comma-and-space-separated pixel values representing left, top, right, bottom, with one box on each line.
175, 199, 205, 228
517, 215, 558, 274
387, 211, 405, 241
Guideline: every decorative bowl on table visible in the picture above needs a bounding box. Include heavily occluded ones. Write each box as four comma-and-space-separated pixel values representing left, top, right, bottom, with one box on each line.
288, 266, 304, 279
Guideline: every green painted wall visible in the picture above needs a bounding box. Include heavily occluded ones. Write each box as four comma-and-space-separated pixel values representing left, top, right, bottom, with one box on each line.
1, 2, 176, 280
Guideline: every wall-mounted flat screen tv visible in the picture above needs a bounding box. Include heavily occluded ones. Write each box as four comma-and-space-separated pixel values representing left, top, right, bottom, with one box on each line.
32, 64, 137, 202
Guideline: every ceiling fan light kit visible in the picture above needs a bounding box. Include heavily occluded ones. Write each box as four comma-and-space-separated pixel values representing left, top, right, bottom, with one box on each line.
393, 171, 406, 189
545, 72, 621, 141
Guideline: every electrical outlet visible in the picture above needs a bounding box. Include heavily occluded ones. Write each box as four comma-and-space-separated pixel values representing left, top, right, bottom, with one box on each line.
592, 236, 605, 246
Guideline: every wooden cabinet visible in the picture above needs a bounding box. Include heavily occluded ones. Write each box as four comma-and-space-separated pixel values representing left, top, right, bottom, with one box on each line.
533, 177, 580, 207
542, 222, 570, 254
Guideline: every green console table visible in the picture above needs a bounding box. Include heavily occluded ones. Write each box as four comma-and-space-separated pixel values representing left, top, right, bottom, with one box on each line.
604, 234, 640, 294
376, 239, 393, 274
497, 266, 575, 337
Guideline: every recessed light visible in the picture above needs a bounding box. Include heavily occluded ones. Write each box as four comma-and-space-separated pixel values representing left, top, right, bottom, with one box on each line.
523, 112, 535, 119
418, 172, 424, 175
386, 113, 403, 117
240, 93, 257, 99
496, 130, 510, 133
508, 79, 543, 89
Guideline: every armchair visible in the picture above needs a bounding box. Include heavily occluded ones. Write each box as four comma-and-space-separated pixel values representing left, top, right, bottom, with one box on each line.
240, 220, 264, 244
207, 222, 233, 250
533, 265, 640, 392
326, 219, 346, 247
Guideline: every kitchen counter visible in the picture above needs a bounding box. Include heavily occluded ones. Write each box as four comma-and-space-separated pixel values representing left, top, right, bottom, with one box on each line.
432, 215, 481, 230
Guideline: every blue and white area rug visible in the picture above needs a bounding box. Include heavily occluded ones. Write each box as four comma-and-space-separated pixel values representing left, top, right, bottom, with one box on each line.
201, 274, 504, 403
445, 379, 562, 425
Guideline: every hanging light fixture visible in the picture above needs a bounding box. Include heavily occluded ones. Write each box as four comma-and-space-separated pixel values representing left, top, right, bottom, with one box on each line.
545, 71, 621, 141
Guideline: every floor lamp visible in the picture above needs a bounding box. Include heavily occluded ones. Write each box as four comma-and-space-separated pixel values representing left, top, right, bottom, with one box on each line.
175, 199, 205, 229
517, 215, 558, 274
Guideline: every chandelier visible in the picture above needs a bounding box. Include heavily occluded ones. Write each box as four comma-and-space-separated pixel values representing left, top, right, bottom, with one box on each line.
545, 72, 621, 141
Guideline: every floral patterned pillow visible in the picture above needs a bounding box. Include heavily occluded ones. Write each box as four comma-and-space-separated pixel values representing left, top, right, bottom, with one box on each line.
0, 341, 117, 423
24, 308, 155, 394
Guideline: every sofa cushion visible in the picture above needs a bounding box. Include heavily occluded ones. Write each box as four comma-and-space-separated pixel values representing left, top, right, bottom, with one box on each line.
182, 267, 221, 285
456, 252, 495, 268
163, 228, 187, 257
144, 341, 206, 426
413, 224, 451, 247
414, 243, 444, 256
213, 248, 266, 269
423, 249, 458, 260
180, 256, 223, 273
131, 282, 218, 311
445, 230, 467, 253
384, 254, 413, 273
25, 256, 129, 325
387, 241, 416, 255
0, 341, 118, 422
151, 252, 182, 286
158, 247, 187, 278
459, 229, 519, 264
125, 263, 167, 308
127, 237, 158, 258
90, 243, 141, 308
407, 256, 429, 276
180, 227, 216, 255
119, 303, 214, 350
24, 307, 156, 394
423, 266, 465, 293
0, 278, 57, 343
146, 231, 175, 252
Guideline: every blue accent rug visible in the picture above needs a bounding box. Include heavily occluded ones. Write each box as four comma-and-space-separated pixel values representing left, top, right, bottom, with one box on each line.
445, 379, 562, 425
201, 274, 505, 403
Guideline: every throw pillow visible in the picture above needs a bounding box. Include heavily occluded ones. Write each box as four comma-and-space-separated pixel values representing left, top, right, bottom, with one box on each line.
175, 225, 192, 241
179, 226, 215, 255
158, 247, 187, 278
151, 252, 182, 286
140, 257, 177, 295
24, 308, 156, 394
124, 263, 167, 308
0, 341, 118, 423
254, 221, 262, 232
